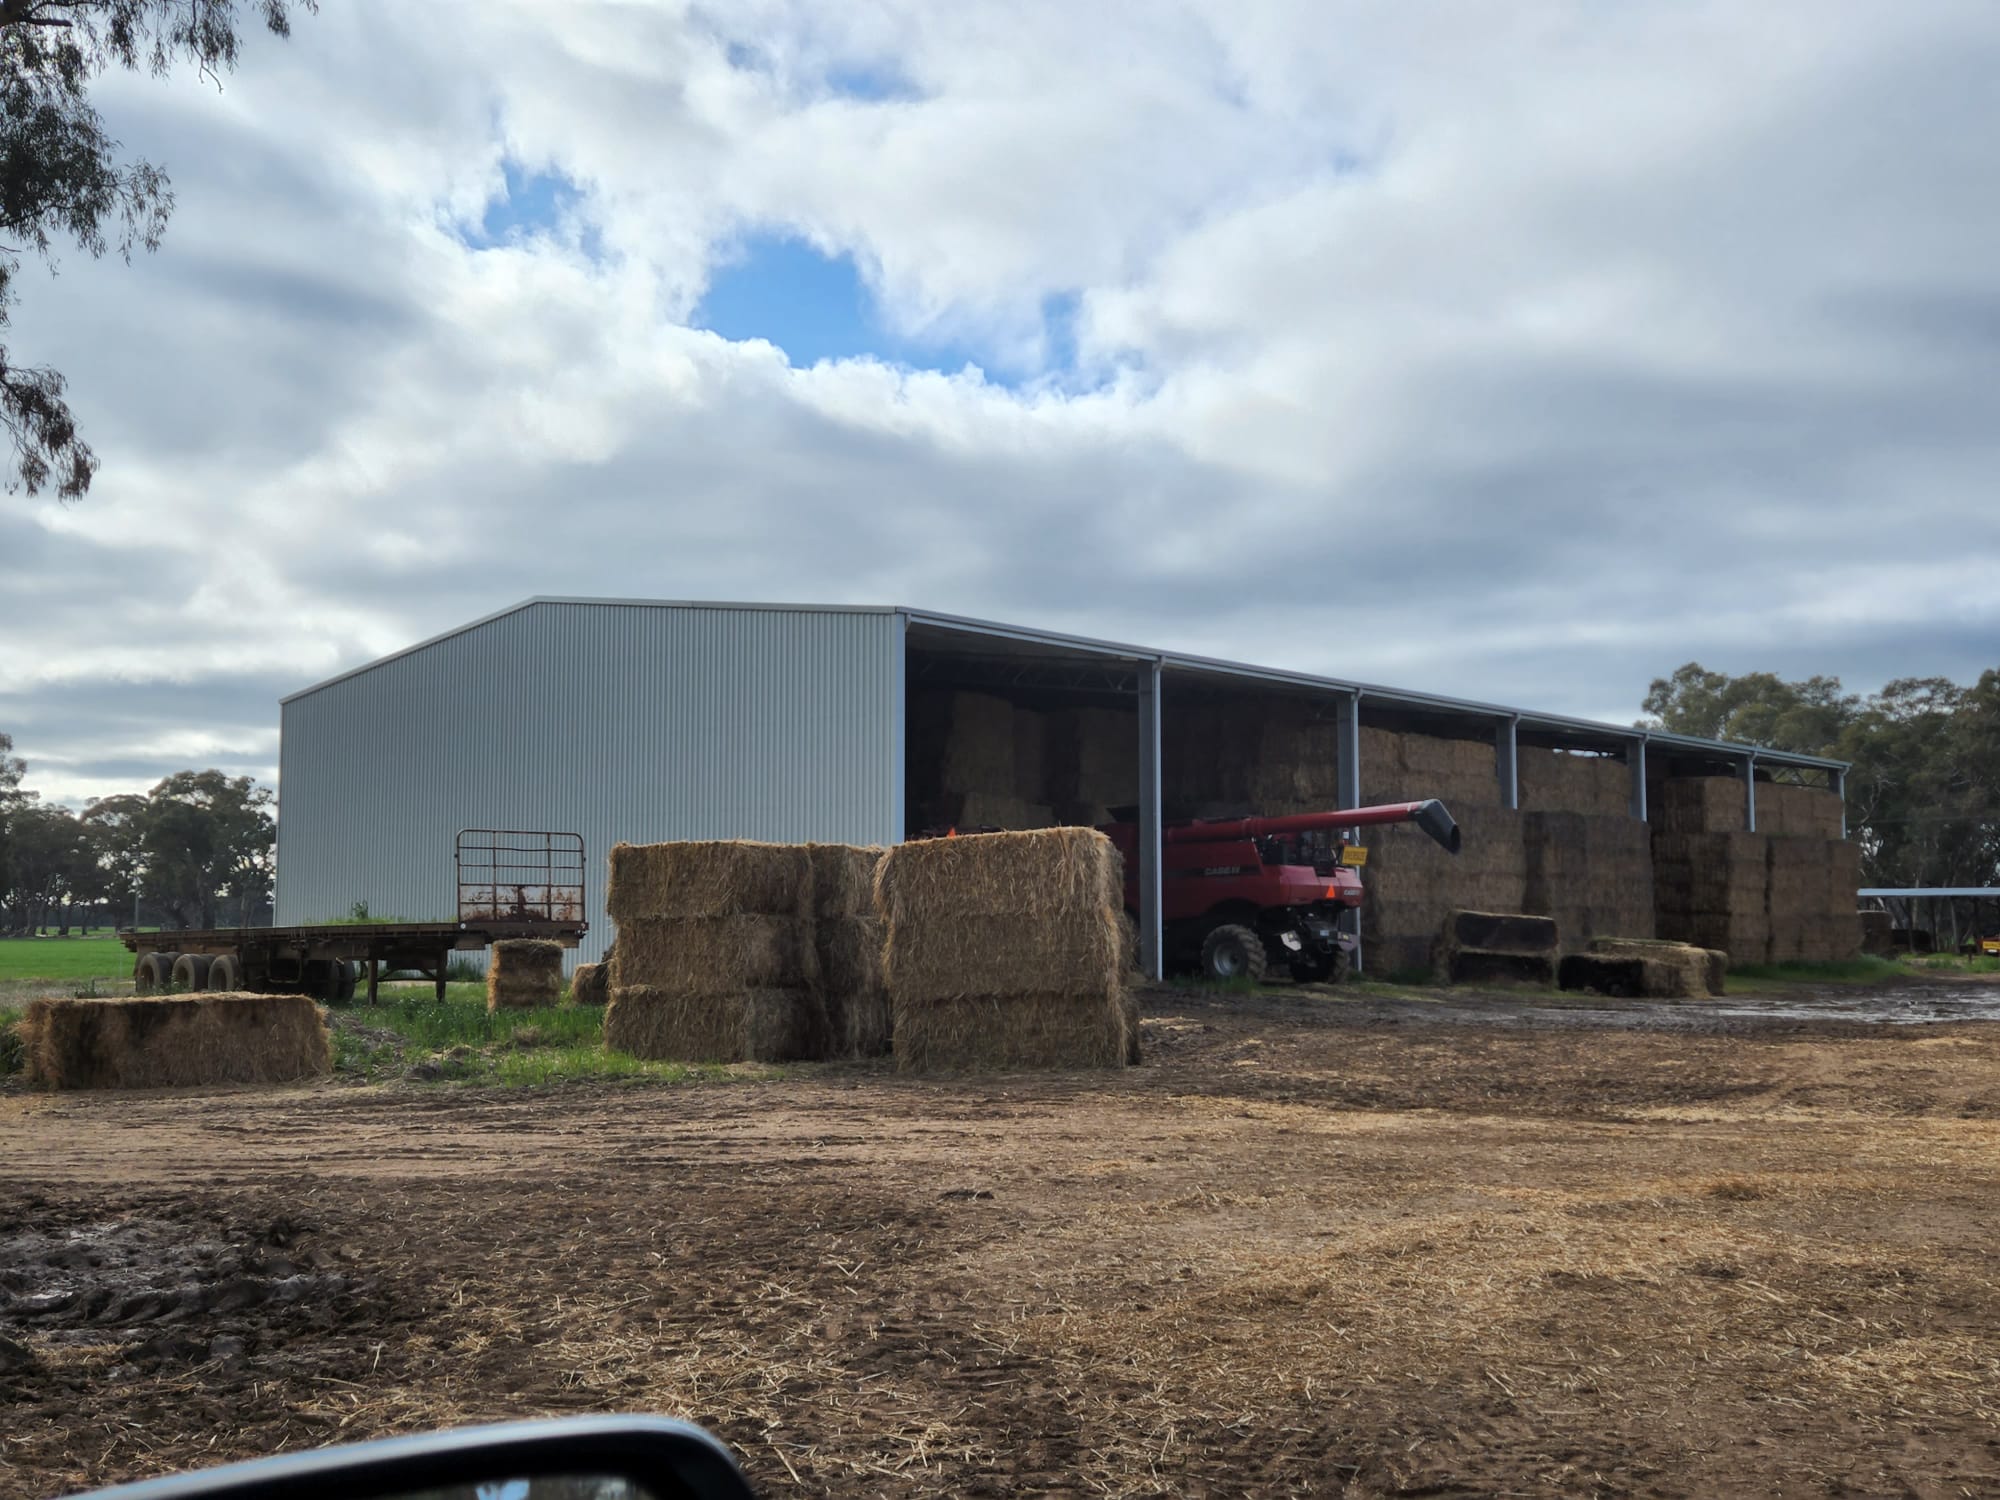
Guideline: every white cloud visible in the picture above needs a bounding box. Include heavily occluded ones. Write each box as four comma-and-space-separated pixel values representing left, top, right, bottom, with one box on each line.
1, 0, 1997, 802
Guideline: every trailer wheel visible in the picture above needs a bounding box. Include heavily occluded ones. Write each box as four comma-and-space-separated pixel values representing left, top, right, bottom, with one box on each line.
334, 960, 357, 1002
207, 953, 243, 992
170, 953, 213, 992
134, 952, 177, 994
1199, 924, 1268, 984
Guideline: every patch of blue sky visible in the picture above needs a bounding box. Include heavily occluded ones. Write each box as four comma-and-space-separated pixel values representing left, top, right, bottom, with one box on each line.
695, 232, 1091, 389
463, 159, 586, 250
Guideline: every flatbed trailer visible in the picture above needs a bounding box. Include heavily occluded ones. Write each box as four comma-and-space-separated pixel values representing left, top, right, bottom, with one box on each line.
115, 830, 588, 1002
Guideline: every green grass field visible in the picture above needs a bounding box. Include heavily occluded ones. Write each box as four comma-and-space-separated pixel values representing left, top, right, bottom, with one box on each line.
0, 936, 132, 983
331, 988, 759, 1087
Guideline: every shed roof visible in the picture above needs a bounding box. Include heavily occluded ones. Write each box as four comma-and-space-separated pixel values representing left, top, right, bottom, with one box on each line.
284, 596, 1847, 773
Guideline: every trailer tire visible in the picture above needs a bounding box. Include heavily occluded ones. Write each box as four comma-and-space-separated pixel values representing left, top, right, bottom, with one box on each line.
1199, 924, 1268, 984
334, 960, 357, 1002
207, 953, 243, 992
134, 951, 176, 994
170, 953, 213, 992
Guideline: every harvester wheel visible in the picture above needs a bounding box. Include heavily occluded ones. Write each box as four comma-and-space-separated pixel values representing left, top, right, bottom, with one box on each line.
1292, 946, 1352, 986
170, 953, 213, 992
1199, 924, 1268, 984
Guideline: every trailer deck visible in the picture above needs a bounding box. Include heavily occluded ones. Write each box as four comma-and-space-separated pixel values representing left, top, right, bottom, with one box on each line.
115, 830, 588, 1000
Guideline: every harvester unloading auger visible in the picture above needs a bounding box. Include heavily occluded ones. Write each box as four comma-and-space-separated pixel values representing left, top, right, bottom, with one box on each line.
1100, 800, 1462, 984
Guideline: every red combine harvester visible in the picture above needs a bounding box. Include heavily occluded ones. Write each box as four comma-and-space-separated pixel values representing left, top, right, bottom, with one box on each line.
1100, 800, 1462, 983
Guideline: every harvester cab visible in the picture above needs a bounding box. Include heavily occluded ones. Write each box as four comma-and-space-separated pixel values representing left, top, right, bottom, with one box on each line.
1101, 800, 1461, 985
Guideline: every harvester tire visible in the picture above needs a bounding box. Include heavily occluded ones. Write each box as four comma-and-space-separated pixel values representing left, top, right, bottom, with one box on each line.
170, 953, 213, 992
1199, 924, 1268, 984
1292, 947, 1352, 986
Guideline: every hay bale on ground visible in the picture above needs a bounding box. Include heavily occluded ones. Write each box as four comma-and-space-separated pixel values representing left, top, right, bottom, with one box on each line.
488, 939, 564, 1010
604, 986, 823, 1064
1434, 908, 1558, 986
569, 961, 608, 1007
876, 828, 1129, 1073
893, 993, 1128, 1073
1587, 938, 1724, 997
605, 841, 810, 922
20, 994, 330, 1090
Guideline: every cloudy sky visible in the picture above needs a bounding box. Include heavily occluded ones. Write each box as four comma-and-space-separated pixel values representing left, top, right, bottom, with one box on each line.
3, 0, 1997, 804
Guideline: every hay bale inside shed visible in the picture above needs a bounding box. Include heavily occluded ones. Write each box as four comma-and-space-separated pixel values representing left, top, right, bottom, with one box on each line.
488, 939, 564, 1011
875, 827, 1129, 1073
20, 994, 330, 1090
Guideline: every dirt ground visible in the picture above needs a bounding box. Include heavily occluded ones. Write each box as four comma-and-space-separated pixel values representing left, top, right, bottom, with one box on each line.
4, 980, 2000, 1500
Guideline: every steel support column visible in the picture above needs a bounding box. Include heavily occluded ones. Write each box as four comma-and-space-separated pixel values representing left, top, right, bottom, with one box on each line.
1630, 736, 1648, 821
1336, 692, 1363, 973
1497, 716, 1520, 810
1743, 754, 1758, 832
889, 611, 908, 843
1137, 660, 1164, 980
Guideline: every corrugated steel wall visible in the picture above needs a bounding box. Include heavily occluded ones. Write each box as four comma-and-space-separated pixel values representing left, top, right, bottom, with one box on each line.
276, 602, 900, 964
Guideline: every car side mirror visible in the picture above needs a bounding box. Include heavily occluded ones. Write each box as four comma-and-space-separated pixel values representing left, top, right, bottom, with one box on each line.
70, 1417, 755, 1500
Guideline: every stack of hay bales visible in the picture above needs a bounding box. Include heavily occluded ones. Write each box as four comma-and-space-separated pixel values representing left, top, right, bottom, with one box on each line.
602, 841, 827, 1063
1768, 837, 1863, 963
807, 843, 891, 1058
1433, 910, 1558, 986
1651, 778, 1858, 964
1352, 728, 1518, 974
874, 827, 1130, 1073
18, 994, 330, 1089
1652, 829, 1772, 963
1521, 811, 1656, 949
1359, 803, 1527, 975
487, 939, 564, 1010
1052, 706, 1139, 810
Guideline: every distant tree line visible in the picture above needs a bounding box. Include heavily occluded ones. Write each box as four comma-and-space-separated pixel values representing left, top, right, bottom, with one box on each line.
1641, 664, 2000, 892
0, 734, 275, 935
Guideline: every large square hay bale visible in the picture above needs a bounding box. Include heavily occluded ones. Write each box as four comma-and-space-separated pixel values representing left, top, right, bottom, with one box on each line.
1588, 938, 1724, 996
874, 826, 1122, 922
941, 691, 1017, 794
806, 843, 882, 919
893, 992, 1129, 1073
1656, 778, 1750, 835
884, 908, 1125, 1003
604, 985, 826, 1063
606, 841, 810, 922
488, 939, 564, 1010
20, 994, 330, 1090
613, 916, 817, 994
